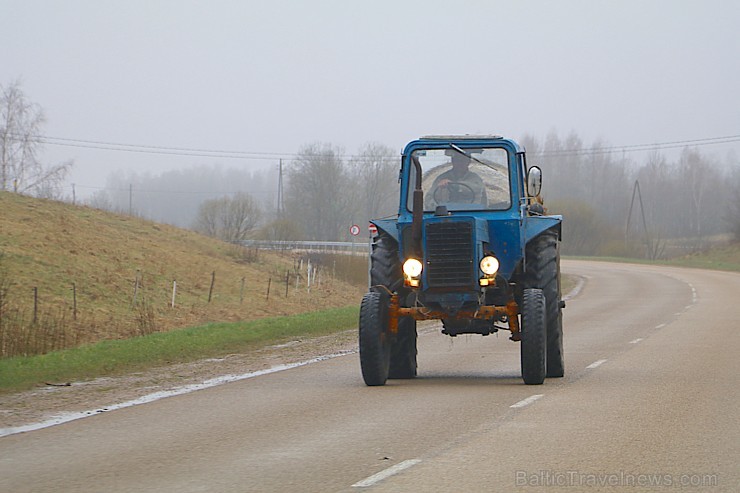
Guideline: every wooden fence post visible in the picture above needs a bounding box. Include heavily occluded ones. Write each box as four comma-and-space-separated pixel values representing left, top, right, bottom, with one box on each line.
72, 283, 77, 320
33, 287, 38, 324
131, 270, 141, 309
208, 271, 216, 303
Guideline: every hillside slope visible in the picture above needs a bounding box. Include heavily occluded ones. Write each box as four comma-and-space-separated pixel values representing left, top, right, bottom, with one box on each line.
0, 192, 365, 353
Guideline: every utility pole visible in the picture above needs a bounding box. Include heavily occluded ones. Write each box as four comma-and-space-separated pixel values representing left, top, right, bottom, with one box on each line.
276, 159, 285, 218
625, 180, 653, 259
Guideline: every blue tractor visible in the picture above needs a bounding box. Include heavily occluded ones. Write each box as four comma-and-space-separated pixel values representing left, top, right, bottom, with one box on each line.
359, 135, 564, 385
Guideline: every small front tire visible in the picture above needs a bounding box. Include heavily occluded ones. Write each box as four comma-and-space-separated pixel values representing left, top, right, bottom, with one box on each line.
359, 291, 391, 386
521, 288, 547, 385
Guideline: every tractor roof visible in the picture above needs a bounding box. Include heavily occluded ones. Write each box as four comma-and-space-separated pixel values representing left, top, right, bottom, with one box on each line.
410, 135, 524, 154
419, 134, 504, 140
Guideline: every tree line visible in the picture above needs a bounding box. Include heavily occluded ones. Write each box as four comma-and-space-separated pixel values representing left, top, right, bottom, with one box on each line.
3, 80, 740, 256
522, 131, 740, 255
97, 136, 740, 258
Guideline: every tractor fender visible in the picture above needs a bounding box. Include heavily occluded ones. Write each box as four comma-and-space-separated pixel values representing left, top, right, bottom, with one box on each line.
523, 215, 562, 245
371, 219, 401, 244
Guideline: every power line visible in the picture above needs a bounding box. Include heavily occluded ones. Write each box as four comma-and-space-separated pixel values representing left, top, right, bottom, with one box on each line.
535, 134, 740, 157
38, 135, 290, 157
35, 136, 292, 161
7, 131, 740, 160
68, 183, 275, 195
21, 133, 401, 161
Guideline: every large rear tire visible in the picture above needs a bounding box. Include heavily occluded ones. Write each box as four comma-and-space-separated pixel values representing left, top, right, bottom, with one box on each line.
370, 233, 417, 380
521, 288, 546, 385
370, 233, 403, 292
359, 291, 391, 386
526, 230, 564, 378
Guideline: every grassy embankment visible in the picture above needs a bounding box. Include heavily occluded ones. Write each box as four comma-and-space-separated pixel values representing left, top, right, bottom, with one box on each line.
0, 192, 366, 393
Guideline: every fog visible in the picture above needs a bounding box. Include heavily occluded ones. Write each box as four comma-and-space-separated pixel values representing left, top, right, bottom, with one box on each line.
2, 1, 739, 243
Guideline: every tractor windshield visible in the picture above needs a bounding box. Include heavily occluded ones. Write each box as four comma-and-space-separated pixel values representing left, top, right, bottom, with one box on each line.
408, 147, 511, 212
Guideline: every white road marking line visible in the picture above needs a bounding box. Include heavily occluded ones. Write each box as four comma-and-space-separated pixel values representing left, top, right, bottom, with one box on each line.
510, 394, 544, 409
562, 275, 586, 301
629, 338, 643, 344
352, 459, 422, 488
655, 323, 666, 329
586, 359, 608, 369
0, 351, 356, 438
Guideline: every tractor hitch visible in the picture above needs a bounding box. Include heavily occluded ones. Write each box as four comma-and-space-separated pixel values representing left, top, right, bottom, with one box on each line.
388, 294, 520, 340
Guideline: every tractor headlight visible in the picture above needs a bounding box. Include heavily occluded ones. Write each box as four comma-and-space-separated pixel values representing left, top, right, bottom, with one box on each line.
480, 255, 499, 276
403, 258, 423, 278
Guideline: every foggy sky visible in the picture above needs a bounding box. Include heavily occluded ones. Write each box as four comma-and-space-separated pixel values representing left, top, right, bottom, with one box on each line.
2, 0, 739, 198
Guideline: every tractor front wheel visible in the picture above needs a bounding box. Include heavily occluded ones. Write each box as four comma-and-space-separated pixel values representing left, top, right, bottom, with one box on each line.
359, 291, 391, 386
389, 317, 417, 379
520, 288, 547, 385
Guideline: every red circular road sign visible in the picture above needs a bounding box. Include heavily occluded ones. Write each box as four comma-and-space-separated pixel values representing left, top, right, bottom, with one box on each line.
368, 223, 378, 235
349, 224, 361, 236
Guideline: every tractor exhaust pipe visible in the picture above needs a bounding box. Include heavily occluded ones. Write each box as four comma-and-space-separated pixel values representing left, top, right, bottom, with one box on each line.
411, 155, 424, 256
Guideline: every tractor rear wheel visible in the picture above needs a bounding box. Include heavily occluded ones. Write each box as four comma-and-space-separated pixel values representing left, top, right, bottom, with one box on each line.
526, 230, 565, 378
359, 291, 391, 386
370, 233, 404, 292
520, 288, 547, 385
370, 233, 417, 379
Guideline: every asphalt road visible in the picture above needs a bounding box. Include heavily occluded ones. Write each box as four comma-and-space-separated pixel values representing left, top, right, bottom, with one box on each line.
1, 260, 738, 492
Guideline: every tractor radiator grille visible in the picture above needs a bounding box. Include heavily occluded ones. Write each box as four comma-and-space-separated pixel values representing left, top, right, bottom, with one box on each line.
425, 222, 474, 288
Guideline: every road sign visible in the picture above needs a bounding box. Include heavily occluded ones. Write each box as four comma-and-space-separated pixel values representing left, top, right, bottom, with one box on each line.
349, 224, 361, 236
368, 223, 378, 235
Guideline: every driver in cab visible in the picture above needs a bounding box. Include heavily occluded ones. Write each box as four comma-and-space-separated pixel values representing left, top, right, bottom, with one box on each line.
427, 152, 487, 208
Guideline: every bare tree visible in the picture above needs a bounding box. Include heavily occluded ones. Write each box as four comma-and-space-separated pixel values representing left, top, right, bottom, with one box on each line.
347, 142, 399, 222
256, 217, 304, 241
0, 80, 71, 195
87, 189, 114, 212
193, 192, 262, 242
99, 164, 276, 227
284, 143, 350, 240
678, 147, 719, 239
727, 168, 740, 242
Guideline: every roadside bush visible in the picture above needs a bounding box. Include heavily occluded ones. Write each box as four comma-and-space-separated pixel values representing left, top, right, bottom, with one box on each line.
548, 199, 613, 255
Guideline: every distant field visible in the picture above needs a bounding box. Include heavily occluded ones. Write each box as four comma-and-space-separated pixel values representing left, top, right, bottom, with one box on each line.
567, 243, 740, 273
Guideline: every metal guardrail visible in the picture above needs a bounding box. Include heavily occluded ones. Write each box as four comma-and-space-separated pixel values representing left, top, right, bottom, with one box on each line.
237, 240, 369, 254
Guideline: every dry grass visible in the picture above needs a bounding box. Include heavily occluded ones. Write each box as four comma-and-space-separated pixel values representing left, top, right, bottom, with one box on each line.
0, 192, 366, 357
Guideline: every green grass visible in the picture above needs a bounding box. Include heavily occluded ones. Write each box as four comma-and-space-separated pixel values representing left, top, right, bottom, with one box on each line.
0, 305, 358, 394
566, 244, 740, 273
